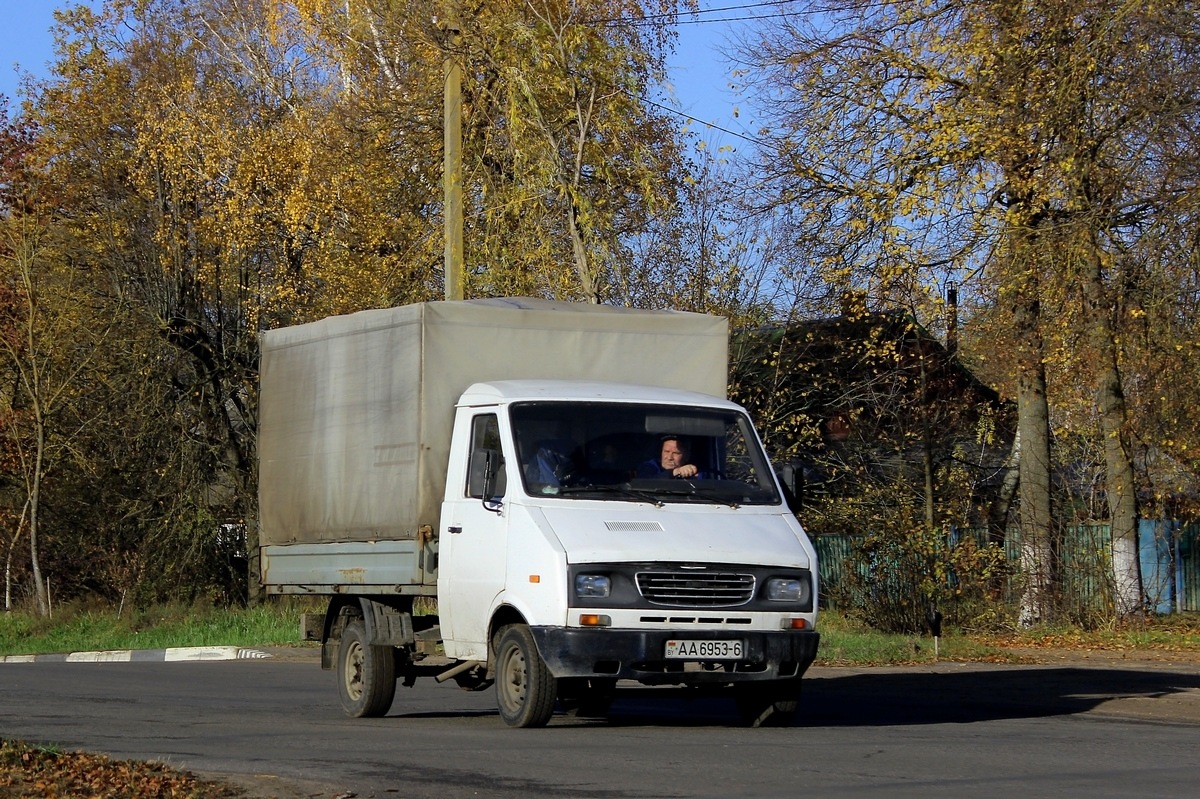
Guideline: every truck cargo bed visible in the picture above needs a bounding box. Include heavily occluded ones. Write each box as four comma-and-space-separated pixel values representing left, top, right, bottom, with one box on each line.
257, 297, 727, 592
261, 541, 436, 595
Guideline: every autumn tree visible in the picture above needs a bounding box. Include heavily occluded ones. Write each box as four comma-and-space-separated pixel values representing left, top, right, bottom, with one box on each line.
616, 142, 782, 319
0, 99, 29, 608
460, 1, 694, 302
728, 294, 1015, 631
734, 0, 1200, 623
15, 0, 702, 602
0, 219, 239, 607
285, 0, 696, 302
0, 204, 127, 614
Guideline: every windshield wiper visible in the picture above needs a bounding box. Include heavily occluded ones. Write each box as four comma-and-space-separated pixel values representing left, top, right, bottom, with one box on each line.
646, 483, 742, 508
557, 484, 665, 507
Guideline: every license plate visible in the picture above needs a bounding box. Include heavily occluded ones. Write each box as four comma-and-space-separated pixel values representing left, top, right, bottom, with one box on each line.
665, 639, 744, 660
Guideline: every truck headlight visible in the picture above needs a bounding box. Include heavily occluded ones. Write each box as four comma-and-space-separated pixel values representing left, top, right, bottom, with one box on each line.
765, 577, 805, 602
575, 574, 611, 598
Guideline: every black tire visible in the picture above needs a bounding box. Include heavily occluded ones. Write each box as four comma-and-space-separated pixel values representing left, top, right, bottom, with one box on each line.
734, 681, 801, 728
495, 625, 557, 728
336, 619, 396, 718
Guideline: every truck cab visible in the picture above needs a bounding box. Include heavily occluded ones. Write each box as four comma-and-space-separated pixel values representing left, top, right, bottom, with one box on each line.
437, 380, 819, 726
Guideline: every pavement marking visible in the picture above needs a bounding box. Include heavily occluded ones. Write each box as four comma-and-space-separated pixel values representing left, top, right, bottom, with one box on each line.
66, 650, 134, 663
1, 647, 272, 663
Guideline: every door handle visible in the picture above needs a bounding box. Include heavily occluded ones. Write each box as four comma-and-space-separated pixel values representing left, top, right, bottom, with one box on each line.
447, 525, 463, 534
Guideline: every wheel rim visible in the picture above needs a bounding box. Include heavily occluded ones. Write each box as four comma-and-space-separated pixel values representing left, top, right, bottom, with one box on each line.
344, 639, 364, 702
498, 641, 527, 714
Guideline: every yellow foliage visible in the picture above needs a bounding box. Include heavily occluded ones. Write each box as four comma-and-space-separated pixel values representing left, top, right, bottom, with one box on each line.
738, 0, 1200, 528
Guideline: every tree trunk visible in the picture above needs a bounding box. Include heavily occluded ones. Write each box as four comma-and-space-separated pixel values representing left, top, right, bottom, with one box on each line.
1080, 245, 1142, 616
565, 195, 599, 304
29, 418, 48, 616
4, 515, 19, 611
3, 500, 29, 612
1013, 281, 1055, 627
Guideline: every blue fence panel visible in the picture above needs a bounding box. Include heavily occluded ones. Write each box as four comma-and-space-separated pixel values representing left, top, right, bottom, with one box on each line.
1139, 519, 1175, 614
815, 520, 1200, 615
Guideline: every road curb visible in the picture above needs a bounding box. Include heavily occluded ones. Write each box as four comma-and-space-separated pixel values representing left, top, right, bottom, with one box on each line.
1, 646, 273, 663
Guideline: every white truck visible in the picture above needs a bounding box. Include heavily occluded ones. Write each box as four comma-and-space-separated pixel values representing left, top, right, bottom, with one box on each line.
258, 297, 819, 727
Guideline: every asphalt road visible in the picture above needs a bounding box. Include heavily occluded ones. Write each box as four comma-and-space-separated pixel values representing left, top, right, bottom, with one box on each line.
3, 651, 1200, 799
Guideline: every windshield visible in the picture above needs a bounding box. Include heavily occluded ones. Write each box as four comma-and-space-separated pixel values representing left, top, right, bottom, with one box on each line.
510, 401, 782, 506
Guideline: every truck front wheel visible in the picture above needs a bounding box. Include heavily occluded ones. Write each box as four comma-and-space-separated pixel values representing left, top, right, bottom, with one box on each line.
495, 625, 557, 728
337, 619, 397, 718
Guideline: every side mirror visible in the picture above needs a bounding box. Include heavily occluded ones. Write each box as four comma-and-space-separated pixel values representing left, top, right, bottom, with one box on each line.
776, 462, 803, 515
469, 447, 507, 505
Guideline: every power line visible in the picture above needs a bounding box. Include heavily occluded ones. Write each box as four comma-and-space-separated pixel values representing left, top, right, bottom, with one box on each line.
587, 3, 790, 147
677, 0, 808, 25
674, 11, 800, 25
657, 4, 786, 146
637, 90, 770, 149
690, 0, 796, 16
592, 1, 796, 27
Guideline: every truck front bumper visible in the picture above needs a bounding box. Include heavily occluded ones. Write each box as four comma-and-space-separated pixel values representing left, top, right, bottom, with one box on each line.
530, 627, 820, 685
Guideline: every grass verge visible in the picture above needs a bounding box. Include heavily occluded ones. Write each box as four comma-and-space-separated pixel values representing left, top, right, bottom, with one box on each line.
3, 600, 1199, 666
815, 611, 1025, 665
817, 609, 1200, 665
0, 598, 321, 657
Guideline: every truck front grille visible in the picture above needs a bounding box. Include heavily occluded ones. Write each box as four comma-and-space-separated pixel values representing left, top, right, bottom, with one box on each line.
636, 571, 755, 607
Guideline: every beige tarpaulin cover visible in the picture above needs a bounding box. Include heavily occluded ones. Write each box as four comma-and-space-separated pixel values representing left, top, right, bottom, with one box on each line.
258, 297, 728, 546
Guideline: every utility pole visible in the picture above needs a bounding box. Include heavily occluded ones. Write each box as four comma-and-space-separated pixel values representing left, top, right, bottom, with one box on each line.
442, 3, 464, 301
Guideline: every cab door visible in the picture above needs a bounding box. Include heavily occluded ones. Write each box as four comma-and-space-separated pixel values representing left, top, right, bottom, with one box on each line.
438, 411, 510, 661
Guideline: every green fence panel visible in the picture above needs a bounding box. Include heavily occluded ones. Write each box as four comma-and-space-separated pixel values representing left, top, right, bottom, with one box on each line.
1058, 524, 1114, 620
813, 534, 861, 609
1181, 523, 1200, 612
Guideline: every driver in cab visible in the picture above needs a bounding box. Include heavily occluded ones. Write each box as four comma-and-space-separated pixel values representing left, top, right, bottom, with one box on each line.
637, 435, 704, 479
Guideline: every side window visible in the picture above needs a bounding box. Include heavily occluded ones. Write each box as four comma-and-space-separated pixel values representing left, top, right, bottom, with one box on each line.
466, 414, 506, 499
724, 421, 755, 483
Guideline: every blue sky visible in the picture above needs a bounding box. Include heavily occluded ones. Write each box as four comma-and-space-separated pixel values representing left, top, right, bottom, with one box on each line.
0, 1, 65, 104
1, 2, 756, 148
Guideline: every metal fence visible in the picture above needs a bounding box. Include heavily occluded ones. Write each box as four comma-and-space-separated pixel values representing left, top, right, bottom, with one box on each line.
813, 521, 1200, 615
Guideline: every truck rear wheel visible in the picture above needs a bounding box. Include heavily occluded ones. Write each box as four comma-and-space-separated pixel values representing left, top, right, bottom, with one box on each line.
735, 681, 801, 728
495, 625, 557, 728
337, 619, 396, 718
